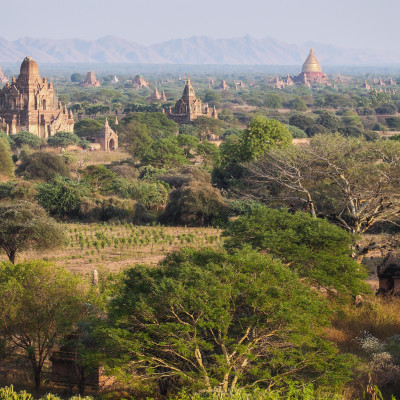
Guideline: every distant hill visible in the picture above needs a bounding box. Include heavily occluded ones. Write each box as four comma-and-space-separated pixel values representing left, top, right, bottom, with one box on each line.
0, 35, 399, 66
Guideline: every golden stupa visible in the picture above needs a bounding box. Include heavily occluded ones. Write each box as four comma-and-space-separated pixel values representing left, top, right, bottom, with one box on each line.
302, 48, 322, 73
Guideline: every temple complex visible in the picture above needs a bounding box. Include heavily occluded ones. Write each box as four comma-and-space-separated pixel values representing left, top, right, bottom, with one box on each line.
80, 71, 100, 87
293, 49, 328, 85
0, 66, 8, 83
0, 57, 74, 137
168, 77, 218, 124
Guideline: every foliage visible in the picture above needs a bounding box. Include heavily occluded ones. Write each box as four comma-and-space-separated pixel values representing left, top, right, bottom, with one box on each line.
113, 179, 168, 209
264, 93, 282, 109
287, 125, 308, 138
0, 181, 35, 201
289, 114, 315, 131
105, 247, 354, 394
120, 120, 153, 159
315, 111, 342, 132
46, 131, 84, 148
0, 201, 65, 263
36, 175, 89, 217
219, 117, 292, 167
288, 97, 307, 111
240, 116, 292, 162
375, 103, 397, 115
244, 133, 400, 236
74, 119, 103, 138
0, 138, 14, 178
142, 137, 189, 169
0, 261, 88, 390
162, 180, 227, 225
82, 165, 118, 194
192, 116, 224, 139
122, 112, 178, 140
224, 206, 368, 296
16, 152, 70, 181
11, 132, 42, 149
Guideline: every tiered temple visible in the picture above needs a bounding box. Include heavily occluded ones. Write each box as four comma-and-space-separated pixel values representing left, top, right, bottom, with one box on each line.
168, 77, 218, 124
0, 57, 74, 137
80, 71, 100, 87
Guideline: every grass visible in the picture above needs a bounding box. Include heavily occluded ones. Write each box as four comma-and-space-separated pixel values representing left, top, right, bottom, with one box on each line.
0, 222, 223, 276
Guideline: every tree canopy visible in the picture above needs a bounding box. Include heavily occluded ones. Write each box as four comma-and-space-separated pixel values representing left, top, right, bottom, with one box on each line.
0, 201, 65, 263
224, 206, 369, 296
106, 247, 353, 394
0, 260, 88, 390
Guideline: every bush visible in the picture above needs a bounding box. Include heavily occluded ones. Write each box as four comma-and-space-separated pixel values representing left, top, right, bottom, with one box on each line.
375, 103, 397, 115
162, 180, 227, 225
16, 152, 70, 181
46, 131, 83, 148
36, 175, 89, 217
11, 131, 42, 149
0, 138, 14, 178
287, 124, 308, 138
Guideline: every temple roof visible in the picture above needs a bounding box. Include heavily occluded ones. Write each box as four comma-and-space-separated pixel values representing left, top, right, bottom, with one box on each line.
302, 49, 322, 73
182, 76, 196, 100
20, 56, 40, 76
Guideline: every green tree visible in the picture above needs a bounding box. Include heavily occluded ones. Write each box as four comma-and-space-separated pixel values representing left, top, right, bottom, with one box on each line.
289, 97, 307, 111
289, 114, 315, 131
0, 138, 14, 179
142, 137, 189, 169
197, 140, 220, 166
264, 93, 282, 109
106, 247, 353, 394
36, 175, 89, 217
162, 180, 227, 225
71, 72, 83, 82
176, 134, 199, 157
244, 134, 400, 239
120, 120, 153, 160
316, 111, 342, 131
74, 119, 103, 138
192, 116, 224, 139
0, 201, 65, 263
0, 260, 87, 390
12, 132, 42, 149
122, 112, 178, 140
224, 206, 369, 296
47, 131, 82, 148
82, 164, 117, 194
16, 152, 70, 181
240, 116, 292, 162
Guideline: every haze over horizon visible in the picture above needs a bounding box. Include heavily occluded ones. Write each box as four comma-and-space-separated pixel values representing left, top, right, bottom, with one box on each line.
3, 0, 399, 53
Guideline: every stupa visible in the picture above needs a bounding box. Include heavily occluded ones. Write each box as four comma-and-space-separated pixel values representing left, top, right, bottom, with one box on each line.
293, 49, 328, 84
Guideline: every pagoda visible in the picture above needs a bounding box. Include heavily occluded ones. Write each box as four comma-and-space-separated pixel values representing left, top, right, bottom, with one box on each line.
293, 49, 328, 85
168, 77, 217, 124
0, 57, 74, 137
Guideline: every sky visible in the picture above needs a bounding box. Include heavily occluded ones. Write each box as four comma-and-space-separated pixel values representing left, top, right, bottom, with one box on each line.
3, 0, 399, 51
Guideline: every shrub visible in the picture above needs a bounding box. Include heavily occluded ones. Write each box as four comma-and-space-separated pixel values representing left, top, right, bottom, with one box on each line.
16, 152, 70, 181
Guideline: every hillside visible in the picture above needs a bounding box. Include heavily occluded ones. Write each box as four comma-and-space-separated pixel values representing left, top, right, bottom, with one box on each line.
0, 35, 400, 65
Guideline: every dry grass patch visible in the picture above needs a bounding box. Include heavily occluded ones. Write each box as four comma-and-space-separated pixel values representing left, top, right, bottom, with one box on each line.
0, 222, 223, 276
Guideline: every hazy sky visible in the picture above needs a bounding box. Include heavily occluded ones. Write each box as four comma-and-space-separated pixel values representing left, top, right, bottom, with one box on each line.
3, 0, 399, 51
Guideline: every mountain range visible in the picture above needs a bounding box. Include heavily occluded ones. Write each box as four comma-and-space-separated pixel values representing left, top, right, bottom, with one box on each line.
0, 35, 399, 66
